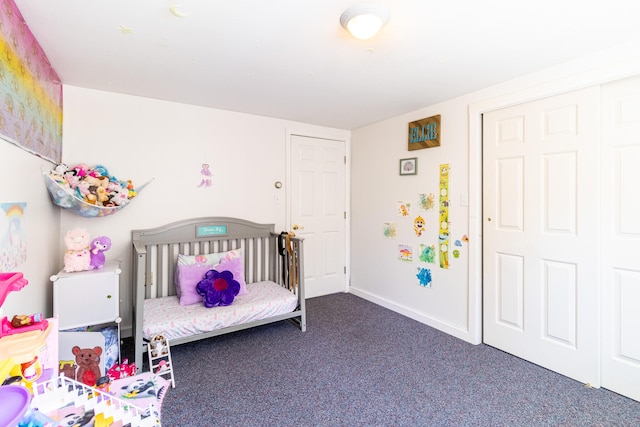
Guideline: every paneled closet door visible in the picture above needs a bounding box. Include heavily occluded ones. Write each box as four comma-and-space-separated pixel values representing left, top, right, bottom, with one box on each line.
483, 87, 600, 387
601, 75, 640, 401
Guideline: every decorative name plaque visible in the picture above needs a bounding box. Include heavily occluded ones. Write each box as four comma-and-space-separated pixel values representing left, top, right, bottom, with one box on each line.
196, 225, 228, 237
408, 114, 441, 150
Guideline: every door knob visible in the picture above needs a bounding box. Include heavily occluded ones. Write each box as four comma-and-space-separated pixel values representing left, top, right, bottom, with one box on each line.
292, 224, 304, 230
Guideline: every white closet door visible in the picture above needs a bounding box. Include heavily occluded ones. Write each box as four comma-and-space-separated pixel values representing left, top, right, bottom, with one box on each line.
290, 135, 347, 298
601, 75, 640, 401
483, 87, 600, 386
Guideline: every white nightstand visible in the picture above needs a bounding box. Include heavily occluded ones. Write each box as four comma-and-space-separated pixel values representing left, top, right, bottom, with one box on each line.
51, 261, 121, 384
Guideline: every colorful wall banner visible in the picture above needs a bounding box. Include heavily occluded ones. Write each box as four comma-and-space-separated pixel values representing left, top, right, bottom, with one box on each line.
0, 0, 62, 163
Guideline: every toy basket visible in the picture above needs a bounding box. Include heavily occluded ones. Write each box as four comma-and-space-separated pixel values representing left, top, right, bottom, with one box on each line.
30, 375, 161, 426
43, 171, 152, 218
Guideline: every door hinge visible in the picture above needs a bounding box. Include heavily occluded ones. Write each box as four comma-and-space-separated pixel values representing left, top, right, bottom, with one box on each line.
344, 155, 347, 164
344, 211, 346, 219
344, 266, 347, 274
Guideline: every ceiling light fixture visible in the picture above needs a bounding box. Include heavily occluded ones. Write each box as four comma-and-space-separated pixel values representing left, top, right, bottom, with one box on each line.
340, 4, 389, 40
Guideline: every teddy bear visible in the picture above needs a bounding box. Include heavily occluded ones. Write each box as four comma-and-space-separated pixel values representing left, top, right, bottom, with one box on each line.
72, 345, 102, 387
89, 236, 112, 269
63, 228, 92, 272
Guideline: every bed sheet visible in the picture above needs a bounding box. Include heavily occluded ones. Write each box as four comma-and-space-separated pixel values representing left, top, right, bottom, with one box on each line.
143, 281, 298, 342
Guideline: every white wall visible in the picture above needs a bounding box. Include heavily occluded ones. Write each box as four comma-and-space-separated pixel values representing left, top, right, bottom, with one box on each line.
0, 141, 60, 319
60, 86, 349, 335
350, 39, 640, 344
350, 97, 472, 340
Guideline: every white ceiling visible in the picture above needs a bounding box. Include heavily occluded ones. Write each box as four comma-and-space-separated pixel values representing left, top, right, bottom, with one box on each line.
14, 0, 640, 130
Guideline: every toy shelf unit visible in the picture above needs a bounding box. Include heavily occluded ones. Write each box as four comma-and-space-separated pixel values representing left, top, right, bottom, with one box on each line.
51, 261, 122, 386
147, 334, 175, 388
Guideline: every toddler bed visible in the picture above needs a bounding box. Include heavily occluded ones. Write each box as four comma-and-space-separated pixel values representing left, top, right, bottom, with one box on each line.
131, 217, 305, 370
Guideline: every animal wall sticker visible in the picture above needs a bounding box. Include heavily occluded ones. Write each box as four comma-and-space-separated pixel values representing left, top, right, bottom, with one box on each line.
414, 216, 425, 236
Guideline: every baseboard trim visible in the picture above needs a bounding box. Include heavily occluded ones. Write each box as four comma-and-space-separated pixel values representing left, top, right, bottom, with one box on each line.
349, 286, 479, 344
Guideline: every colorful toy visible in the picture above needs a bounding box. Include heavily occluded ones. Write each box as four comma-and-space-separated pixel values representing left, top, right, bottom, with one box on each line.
89, 236, 112, 270
107, 358, 136, 381
110, 188, 130, 206
95, 375, 111, 393
1, 310, 47, 340
10, 313, 43, 328
63, 228, 91, 272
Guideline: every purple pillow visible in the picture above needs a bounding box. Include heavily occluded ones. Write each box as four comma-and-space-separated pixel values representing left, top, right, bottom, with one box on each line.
175, 263, 211, 306
215, 256, 248, 295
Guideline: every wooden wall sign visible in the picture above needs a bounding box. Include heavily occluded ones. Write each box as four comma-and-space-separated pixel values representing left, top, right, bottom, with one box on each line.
408, 114, 441, 150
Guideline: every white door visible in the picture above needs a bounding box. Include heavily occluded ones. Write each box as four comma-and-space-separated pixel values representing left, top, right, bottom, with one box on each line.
290, 134, 347, 298
483, 87, 600, 386
601, 75, 640, 401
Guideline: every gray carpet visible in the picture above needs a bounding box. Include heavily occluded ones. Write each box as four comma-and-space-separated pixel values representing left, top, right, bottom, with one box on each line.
129, 293, 640, 426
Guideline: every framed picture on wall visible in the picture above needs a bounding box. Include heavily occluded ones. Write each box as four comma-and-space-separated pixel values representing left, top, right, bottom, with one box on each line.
399, 157, 417, 176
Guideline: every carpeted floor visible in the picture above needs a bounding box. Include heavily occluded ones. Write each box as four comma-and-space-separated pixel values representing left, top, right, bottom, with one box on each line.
122, 293, 640, 426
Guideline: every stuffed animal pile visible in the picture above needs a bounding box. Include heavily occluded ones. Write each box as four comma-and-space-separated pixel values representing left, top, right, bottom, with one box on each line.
48, 163, 137, 208
64, 227, 111, 272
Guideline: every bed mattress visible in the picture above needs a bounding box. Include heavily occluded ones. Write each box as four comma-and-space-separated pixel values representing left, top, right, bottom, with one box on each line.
143, 281, 298, 342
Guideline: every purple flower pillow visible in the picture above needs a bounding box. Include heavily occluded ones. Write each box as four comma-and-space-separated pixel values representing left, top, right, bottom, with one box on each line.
214, 256, 248, 296
196, 269, 241, 307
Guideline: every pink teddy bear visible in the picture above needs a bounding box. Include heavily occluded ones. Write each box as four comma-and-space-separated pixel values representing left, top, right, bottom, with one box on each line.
63, 228, 91, 272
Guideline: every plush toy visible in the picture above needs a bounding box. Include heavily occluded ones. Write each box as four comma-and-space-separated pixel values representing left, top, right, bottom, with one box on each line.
75, 180, 91, 198
95, 186, 109, 205
90, 236, 112, 269
72, 163, 89, 178
85, 175, 109, 189
196, 269, 240, 307
107, 358, 136, 380
63, 227, 92, 272
64, 171, 80, 189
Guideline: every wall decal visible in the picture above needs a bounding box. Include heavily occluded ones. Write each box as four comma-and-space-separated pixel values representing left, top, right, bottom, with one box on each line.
418, 193, 436, 211
419, 244, 436, 264
439, 164, 450, 269
397, 201, 411, 217
383, 222, 397, 239
413, 216, 425, 236
398, 244, 413, 262
197, 163, 212, 187
416, 267, 432, 288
